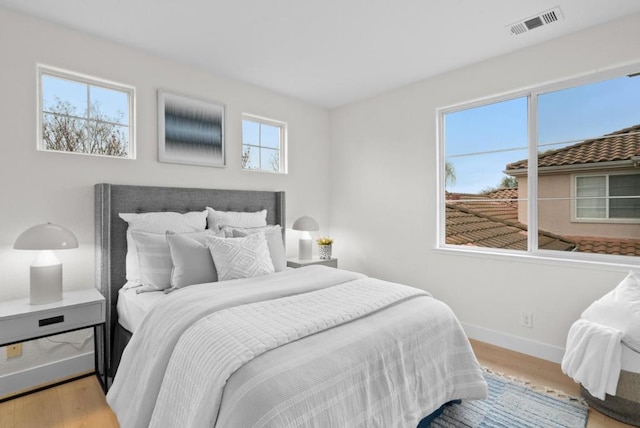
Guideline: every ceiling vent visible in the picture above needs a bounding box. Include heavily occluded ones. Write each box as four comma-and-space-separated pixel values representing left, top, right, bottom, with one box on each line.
507, 7, 564, 36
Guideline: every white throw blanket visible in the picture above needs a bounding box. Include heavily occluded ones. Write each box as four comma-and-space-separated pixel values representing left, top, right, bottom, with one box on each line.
561, 319, 622, 400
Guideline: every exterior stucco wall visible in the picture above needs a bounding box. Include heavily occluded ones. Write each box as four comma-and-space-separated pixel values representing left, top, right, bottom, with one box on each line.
517, 169, 640, 239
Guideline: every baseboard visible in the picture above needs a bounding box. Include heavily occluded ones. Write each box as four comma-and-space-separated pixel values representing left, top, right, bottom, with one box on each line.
462, 323, 565, 364
0, 352, 94, 399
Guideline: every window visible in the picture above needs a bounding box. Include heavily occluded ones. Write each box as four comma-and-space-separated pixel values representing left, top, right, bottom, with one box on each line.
241, 115, 286, 173
575, 174, 640, 221
439, 64, 640, 262
38, 65, 135, 158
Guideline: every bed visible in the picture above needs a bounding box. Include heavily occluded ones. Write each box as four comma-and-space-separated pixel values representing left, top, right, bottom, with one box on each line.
95, 183, 487, 428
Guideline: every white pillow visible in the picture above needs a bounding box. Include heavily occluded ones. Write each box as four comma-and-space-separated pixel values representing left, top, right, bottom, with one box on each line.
581, 271, 640, 352
231, 225, 286, 272
206, 207, 267, 231
166, 231, 219, 290
206, 233, 274, 281
119, 210, 207, 285
131, 229, 218, 292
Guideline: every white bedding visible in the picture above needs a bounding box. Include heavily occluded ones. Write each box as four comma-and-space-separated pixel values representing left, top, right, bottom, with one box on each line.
108, 266, 487, 428
116, 287, 166, 332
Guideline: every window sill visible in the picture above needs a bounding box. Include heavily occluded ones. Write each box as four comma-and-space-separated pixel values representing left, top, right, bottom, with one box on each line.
571, 218, 640, 225
241, 168, 287, 175
433, 245, 638, 273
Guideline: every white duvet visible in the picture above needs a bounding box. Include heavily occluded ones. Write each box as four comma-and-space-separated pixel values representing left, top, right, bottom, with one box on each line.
107, 266, 487, 428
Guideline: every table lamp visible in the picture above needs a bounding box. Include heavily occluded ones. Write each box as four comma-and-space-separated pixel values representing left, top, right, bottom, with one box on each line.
292, 215, 319, 260
14, 223, 78, 305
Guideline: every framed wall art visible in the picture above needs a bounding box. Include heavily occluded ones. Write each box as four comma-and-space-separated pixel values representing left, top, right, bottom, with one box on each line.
158, 91, 225, 167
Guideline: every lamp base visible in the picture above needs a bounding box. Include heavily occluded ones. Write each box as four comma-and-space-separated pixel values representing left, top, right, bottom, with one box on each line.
30, 263, 63, 305
298, 238, 312, 260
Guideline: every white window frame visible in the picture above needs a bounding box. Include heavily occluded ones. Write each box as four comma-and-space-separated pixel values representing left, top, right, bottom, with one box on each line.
37, 64, 136, 159
436, 62, 640, 267
571, 172, 640, 224
241, 114, 287, 174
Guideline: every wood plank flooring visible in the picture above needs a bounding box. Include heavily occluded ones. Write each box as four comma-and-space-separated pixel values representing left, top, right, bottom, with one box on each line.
0, 340, 633, 427
0, 376, 118, 428
470, 339, 634, 428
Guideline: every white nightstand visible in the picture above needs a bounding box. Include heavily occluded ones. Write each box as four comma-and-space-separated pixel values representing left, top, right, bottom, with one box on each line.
287, 258, 338, 268
0, 288, 106, 398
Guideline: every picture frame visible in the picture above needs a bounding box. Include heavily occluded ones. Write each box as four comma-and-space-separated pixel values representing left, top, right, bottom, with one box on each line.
158, 90, 225, 167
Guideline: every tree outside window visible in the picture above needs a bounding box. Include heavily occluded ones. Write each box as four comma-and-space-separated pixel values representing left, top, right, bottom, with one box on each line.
241, 115, 286, 173
38, 66, 135, 158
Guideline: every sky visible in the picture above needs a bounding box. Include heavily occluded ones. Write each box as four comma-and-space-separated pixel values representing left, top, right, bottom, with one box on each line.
444, 74, 640, 194
42, 74, 129, 123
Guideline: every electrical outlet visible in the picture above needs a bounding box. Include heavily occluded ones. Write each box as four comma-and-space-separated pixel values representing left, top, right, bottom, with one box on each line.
7, 343, 22, 358
520, 312, 533, 328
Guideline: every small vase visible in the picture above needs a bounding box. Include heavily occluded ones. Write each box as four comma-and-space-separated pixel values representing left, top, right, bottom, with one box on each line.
318, 244, 332, 260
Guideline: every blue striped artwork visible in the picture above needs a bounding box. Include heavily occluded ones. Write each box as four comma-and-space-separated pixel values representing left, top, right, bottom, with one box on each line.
159, 91, 225, 167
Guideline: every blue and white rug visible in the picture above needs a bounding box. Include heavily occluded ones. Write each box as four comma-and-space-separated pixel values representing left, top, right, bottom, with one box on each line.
431, 370, 588, 428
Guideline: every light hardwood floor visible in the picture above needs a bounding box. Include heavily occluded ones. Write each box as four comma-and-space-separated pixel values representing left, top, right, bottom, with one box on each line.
0, 341, 633, 427
470, 339, 634, 428
0, 376, 118, 428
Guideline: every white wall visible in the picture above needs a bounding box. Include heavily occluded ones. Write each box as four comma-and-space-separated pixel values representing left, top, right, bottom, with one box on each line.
330, 14, 640, 361
0, 8, 332, 384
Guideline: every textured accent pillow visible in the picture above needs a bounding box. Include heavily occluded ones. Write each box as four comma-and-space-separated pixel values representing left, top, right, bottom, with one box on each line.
119, 210, 207, 285
131, 229, 218, 292
582, 271, 640, 352
166, 231, 219, 290
206, 207, 267, 231
206, 233, 275, 281
232, 225, 286, 272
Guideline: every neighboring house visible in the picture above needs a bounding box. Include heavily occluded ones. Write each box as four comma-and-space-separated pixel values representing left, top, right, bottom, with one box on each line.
506, 124, 640, 256
446, 125, 640, 256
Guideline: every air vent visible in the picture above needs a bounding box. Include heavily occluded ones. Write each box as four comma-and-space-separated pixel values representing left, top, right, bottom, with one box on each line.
507, 6, 564, 36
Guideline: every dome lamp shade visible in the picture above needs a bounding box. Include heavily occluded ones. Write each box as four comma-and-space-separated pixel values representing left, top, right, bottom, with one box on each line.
14, 223, 79, 305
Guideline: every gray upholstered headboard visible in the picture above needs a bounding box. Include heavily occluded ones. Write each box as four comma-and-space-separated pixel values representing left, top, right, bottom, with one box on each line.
94, 183, 285, 376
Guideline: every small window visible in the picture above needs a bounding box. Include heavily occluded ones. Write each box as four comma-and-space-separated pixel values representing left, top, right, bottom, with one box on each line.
575, 174, 640, 221
38, 65, 135, 158
241, 115, 286, 173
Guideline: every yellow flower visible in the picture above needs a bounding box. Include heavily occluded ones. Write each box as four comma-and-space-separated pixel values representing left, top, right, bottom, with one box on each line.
317, 237, 334, 245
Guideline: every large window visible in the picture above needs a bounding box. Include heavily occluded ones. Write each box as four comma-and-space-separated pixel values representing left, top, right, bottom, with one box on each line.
440, 65, 640, 262
241, 115, 286, 173
38, 65, 135, 158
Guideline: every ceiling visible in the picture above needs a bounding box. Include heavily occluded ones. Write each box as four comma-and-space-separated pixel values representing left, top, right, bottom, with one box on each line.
2, 0, 640, 108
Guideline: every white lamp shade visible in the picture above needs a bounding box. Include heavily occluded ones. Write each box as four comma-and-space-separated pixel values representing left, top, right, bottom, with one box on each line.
292, 216, 319, 232
14, 223, 77, 305
14, 223, 79, 250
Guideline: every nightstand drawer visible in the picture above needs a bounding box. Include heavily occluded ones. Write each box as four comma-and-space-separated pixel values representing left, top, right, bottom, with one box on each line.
0, 301, 104, 345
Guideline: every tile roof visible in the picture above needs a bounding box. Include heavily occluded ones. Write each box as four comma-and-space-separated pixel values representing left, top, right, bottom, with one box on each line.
446, 188, 519, 222
564, 236, 640, 257
445, 188, 639, 257
507, 124, 640, 172
445, 203, 575, 251
484, 187, 519, 200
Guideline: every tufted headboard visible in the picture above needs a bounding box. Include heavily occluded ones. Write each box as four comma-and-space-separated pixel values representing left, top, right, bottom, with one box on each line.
94, 183, 285, 376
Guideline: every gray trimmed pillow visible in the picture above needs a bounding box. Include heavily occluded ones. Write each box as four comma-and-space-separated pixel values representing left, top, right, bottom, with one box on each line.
166, 231, 219, 290
132, 229, 220, 293
231, 225, 286, 272
119, 210, 207, 285
206, 233, 275, 281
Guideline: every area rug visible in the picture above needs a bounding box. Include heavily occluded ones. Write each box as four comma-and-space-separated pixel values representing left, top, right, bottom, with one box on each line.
430, 370, 589, 428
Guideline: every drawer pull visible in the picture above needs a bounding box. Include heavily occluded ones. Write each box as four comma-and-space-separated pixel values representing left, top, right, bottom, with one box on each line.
39, 315, 64, 327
